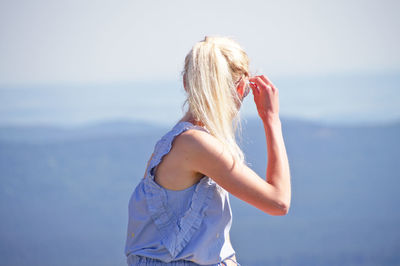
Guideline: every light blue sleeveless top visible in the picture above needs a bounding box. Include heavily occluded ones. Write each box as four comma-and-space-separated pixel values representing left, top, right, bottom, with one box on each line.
124, 121, 239, 265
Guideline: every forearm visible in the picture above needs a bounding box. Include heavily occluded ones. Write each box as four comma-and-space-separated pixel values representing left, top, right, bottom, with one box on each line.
263, 115, 291, 207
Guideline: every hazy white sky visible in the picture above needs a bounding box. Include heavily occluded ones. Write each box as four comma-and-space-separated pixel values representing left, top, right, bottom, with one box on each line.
0, 0, 399, 86
0, 0, 399, 127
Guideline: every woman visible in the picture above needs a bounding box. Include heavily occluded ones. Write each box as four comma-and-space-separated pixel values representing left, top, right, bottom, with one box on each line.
125, 36, 291, 265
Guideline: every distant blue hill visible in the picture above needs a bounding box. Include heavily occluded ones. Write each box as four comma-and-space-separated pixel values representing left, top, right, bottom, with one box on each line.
0, 117, 399, 266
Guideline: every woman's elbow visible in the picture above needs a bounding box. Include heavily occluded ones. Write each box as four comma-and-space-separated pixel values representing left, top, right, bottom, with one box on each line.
274, 189, 291, 216
266, 200, 290, 216
258, 202, 290, 216
277, 203, 290, 216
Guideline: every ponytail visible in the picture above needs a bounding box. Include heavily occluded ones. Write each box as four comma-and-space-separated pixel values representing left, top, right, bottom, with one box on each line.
181, 36, 250, 164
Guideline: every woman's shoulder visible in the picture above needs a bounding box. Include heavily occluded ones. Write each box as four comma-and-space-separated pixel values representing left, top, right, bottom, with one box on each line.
176, 126, 222, 154
173, 127, 235, 176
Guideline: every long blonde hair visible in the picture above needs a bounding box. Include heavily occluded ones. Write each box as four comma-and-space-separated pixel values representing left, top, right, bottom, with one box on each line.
181, 35, 250, 164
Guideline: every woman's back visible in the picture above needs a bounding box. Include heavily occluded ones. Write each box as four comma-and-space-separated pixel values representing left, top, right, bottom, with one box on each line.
124, 35, 291, 265
125, 121, 239, 265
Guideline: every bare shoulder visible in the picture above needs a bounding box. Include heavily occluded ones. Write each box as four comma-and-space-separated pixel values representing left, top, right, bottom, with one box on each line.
175, 127, 288, 216
178, 128, 219, 147
175, 128, 238, 180
175, 128, 227, 161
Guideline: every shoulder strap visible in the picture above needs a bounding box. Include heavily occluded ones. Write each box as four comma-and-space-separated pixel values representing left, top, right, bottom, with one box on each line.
146, 121, 208, 179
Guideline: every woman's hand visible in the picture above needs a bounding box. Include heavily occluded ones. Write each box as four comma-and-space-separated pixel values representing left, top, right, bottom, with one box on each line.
249, 75, 280, 122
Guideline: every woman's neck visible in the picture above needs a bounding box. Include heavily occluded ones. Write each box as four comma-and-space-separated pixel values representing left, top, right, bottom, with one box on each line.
180, 112, 205, 127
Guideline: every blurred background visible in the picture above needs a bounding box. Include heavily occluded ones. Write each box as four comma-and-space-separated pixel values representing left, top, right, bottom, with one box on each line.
0, 0, 399, 265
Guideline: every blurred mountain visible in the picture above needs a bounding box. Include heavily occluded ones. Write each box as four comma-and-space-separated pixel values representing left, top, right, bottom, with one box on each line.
0, 116, 399, 266
0, 119, 161, 144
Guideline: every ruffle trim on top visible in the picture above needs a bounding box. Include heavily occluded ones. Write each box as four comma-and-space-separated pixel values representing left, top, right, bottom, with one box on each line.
143, 121, 215, 259
143, 176, 215, 259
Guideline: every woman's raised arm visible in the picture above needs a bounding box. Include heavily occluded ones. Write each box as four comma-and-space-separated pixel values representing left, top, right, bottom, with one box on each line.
178, 75, 291, 215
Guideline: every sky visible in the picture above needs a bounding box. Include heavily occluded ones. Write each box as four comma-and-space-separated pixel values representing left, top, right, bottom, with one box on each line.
0, 0, 399, 126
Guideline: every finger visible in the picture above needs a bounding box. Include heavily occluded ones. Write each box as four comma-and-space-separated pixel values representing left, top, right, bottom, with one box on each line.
259, 75, 277, 92
259, 75, 274, 88
249, 81, 259, 95
254, 76, 271, 92
249, 76, 263, 84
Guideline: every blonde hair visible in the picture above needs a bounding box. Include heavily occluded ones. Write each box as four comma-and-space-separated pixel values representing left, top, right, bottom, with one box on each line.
181, 35, 250, 164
